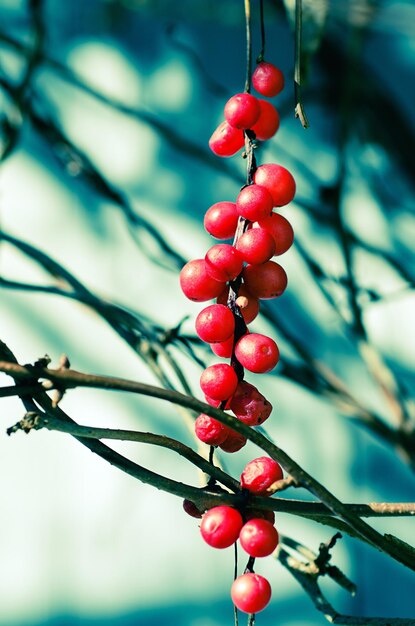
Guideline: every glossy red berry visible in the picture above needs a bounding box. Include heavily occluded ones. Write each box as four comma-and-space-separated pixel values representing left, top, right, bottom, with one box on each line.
253, 163, 296, 207
224, 93, 260, 130
180, 259, 225, 302
209, 120, 245, 157
253, 213, 294, 256
204, 201, 239, 240
195, 304, 235, 343
240, 456, 283, 495
231, 573, 272, 613
210, 335, 234, 358
236, 184, 273, 222
251, 99, 280, 141
217, 285, 259, 324
200, 505, 243, 549
252, 61, 284, 97
195, 414, 230, 446
239, 518, 279, 557
243, 261, 287, 299
205, 244, 244, 282
235, 333, 279, 373
236, 228, 276, 264
230, 381, 272, 426
219, 428, 247, 453
200, 363, 238, 400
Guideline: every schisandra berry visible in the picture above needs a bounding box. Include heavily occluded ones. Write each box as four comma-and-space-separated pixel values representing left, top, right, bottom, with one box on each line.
235, 333, 279, 373
253, 163, 296, 207
210, 335, 234, 358
209, 120, 245, 157
180, 259, 225, 302
252, 61, 285, 97
182, 498, 203, 519
240, 456, 284, 495
194, 413, 230, 446
219, 428, 247, 453
251, 100, 280, 141
195, 304, 235, 343
243, 261, 287, 299
205, 244, 244, 282
224, 93, 261, 130
230, 381, 272, 426
236, 184, 273, 222
239, 518, 279, 557
200, 363, 238, 400
204, 201, 239, 240
231, 573, 272, 614
200, 505, 243, 549
217, 285, 259, 324
253, 213, 294, 256
236, 228, 276, 265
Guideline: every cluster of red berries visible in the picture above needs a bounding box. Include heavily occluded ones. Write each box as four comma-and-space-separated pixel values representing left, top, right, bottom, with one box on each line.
180, 61, 294, 615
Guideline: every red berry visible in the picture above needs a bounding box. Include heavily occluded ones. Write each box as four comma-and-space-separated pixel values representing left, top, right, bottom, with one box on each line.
200, 505, 243, 549
230, 381, 272, 426
231, 573, 272, 613
200, 363, 238, 400
240, 456, 283, 495
180, 259, 225, 302
209, 121, 245, 157
251, 100, 280, 141
205, 244, 244, 282
239, 518, 279, 557
235, 333, 279, 373
253, 213, 294, 256
224, 93, 260, 130
236, 184, 273, 222
243, 261, 287, 299
253, 163, 296, 207
252, 61, 284, 97
195, 304, 235, 343
195, 413, 230, 446
217, 285, 259, 324
236, 228, 276, 265
204, 201, 239, 239
219, 428, 247, 453
210, 335, 234, 358
182, 499, 203, 519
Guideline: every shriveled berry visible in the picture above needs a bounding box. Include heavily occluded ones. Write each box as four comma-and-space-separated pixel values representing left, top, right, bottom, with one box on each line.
235, 333, 279, 373
231, 573, 272, 613
224, 93, 260, 130
209, 121, 245, 157
183, 499, 203, 519
219, 428, 247, 453
194, 413, 230, 446
253, 163, 296, 207
200, 505, 243, 549
230, 381, 272, 425
217, 284, 259, 324
200, 363, 238, 400
240, 456, 283, 495
251, 99, 280, 141
204, 201, 239, 240
205, 244, 243, 282
243, 261, 287, 299
210, 335, 234, 358
195, 304, 235, 344
180, 259, 225, 302
252, 61, 284, 97
236, 184, 273, 222
236, 228, 276, 265
253, 213, 294, 256
239, 518, 279, 557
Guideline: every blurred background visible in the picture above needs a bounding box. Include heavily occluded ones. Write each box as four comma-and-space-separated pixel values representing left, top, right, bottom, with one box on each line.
0, 0, 414, 624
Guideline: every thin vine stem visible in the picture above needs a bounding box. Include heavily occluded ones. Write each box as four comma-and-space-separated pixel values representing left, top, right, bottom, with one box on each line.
294, 0, 309, 128
244, 0, 252, 93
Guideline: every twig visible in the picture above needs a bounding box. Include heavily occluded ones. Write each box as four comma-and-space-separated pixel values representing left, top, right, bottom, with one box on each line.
294, 0, 309, 128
